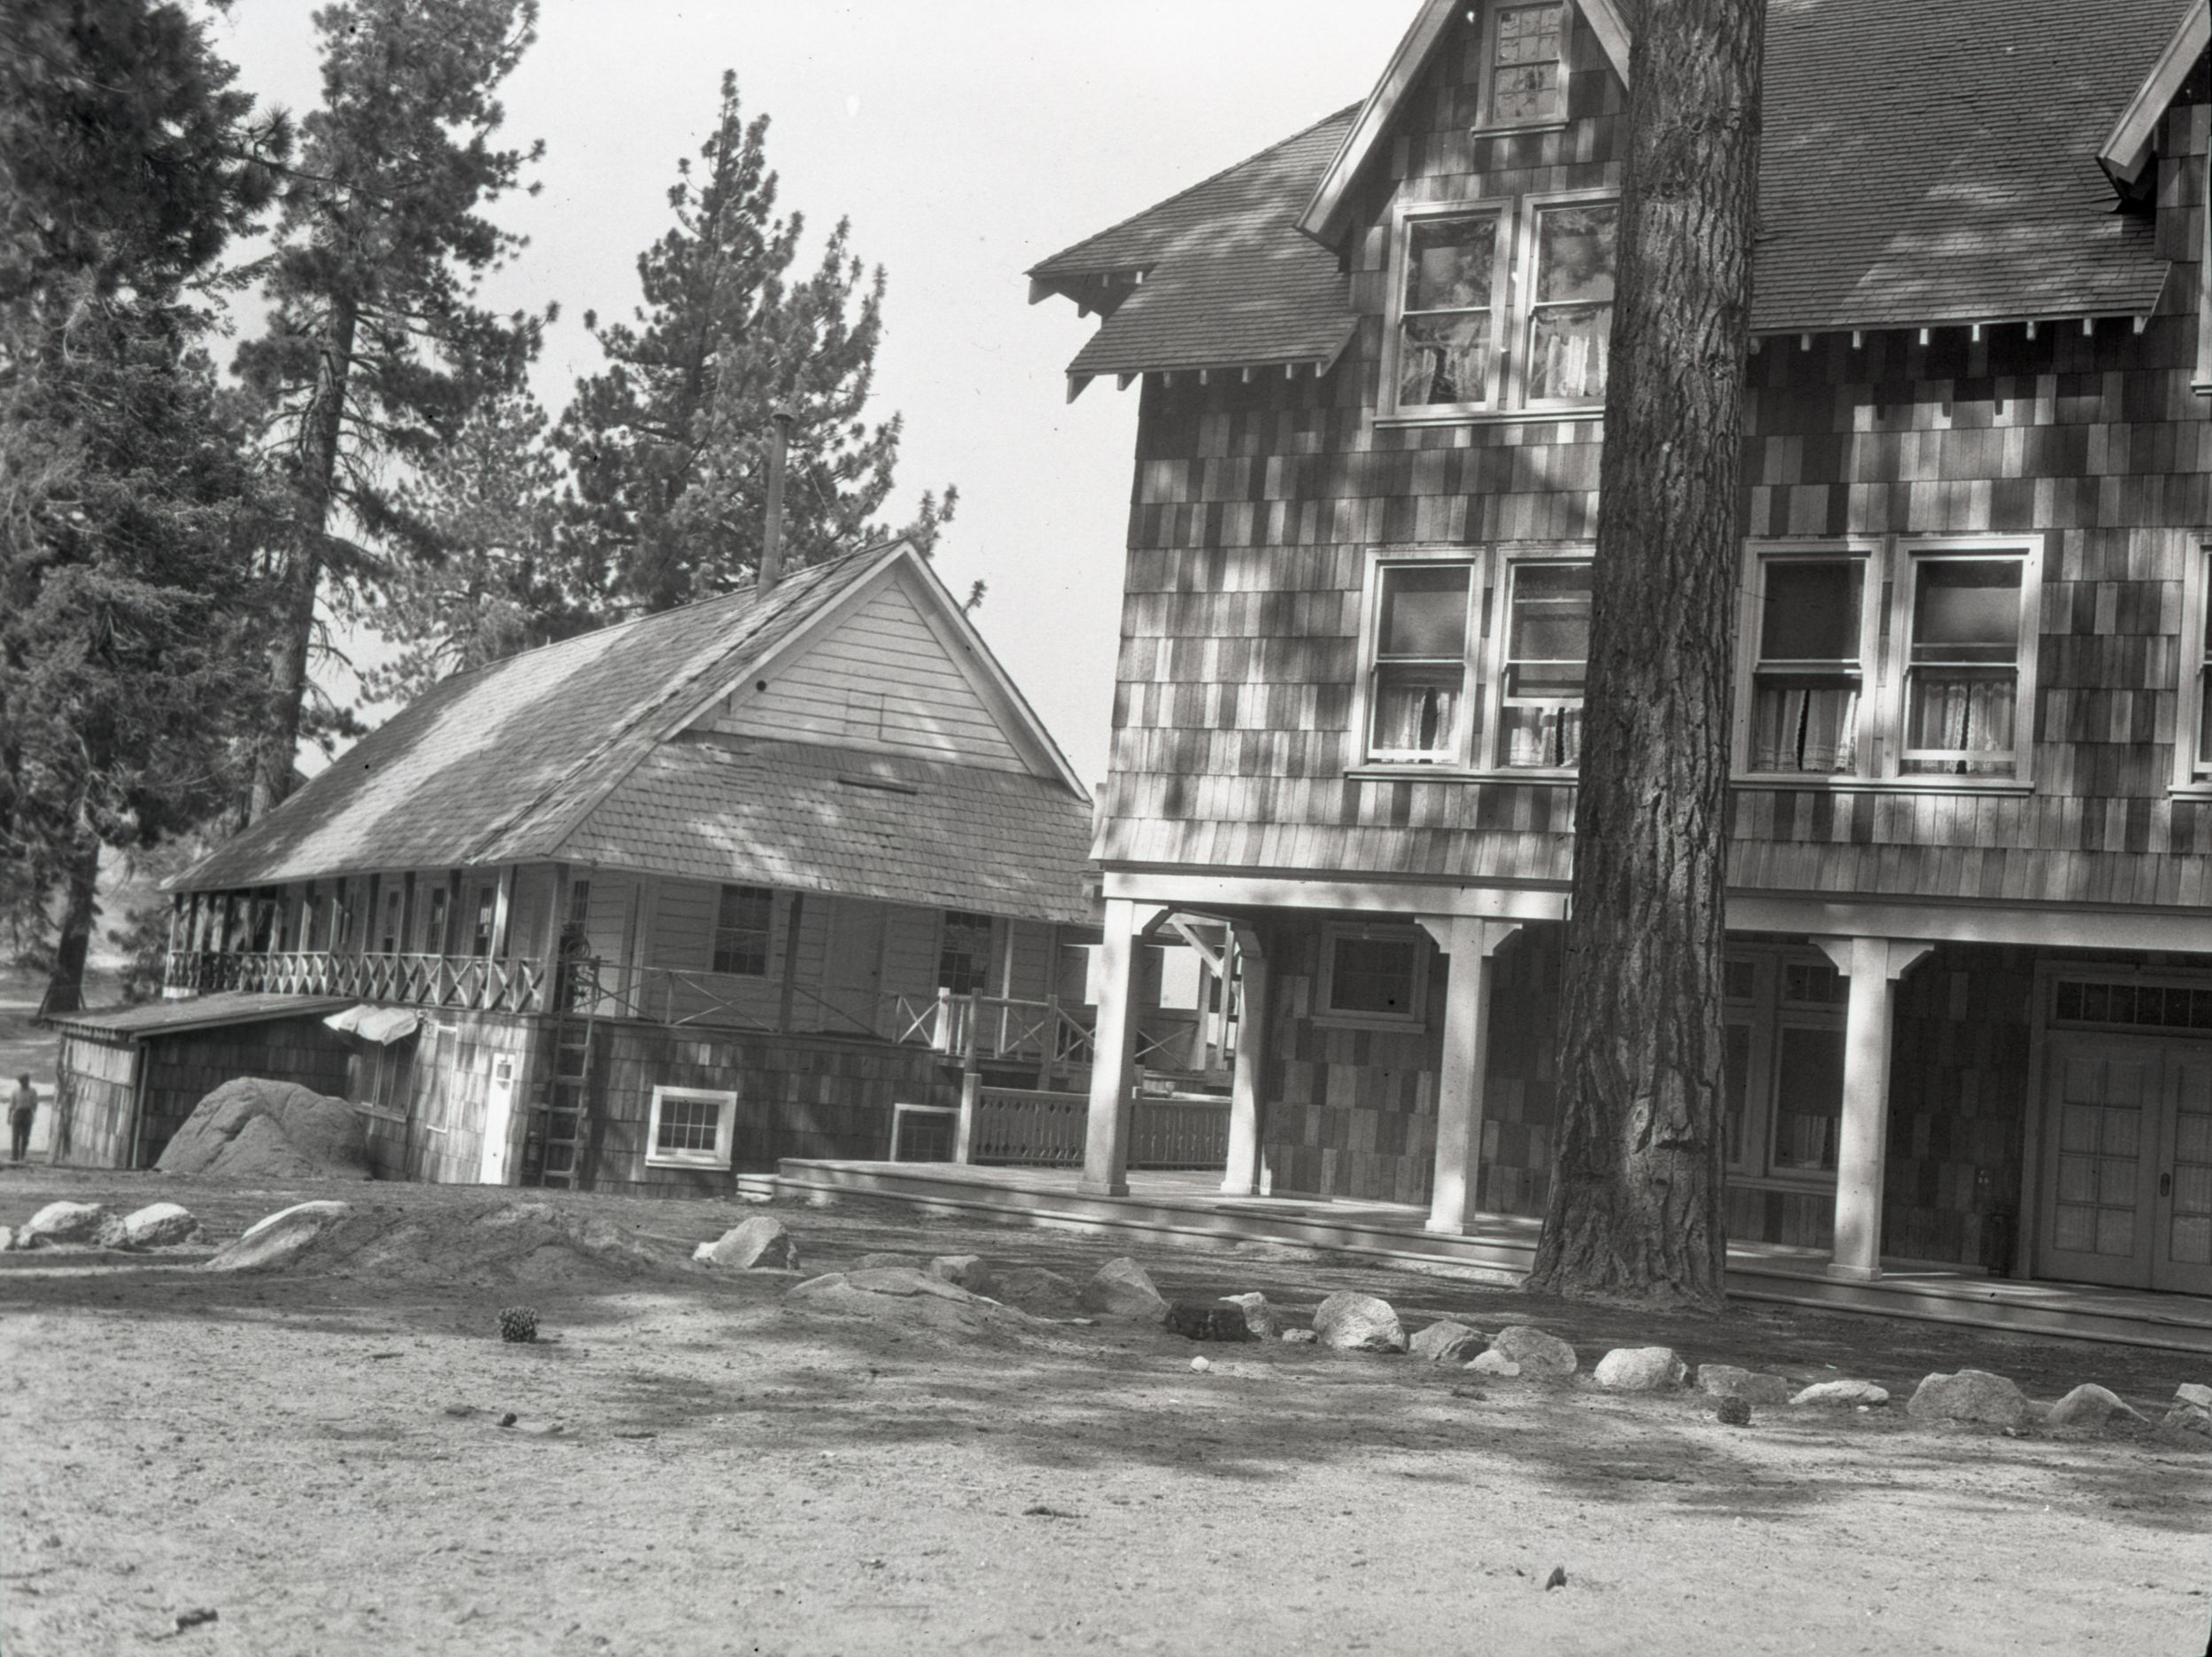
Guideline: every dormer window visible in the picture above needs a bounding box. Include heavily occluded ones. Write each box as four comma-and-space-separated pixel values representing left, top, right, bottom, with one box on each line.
1481, 2, 1570, 127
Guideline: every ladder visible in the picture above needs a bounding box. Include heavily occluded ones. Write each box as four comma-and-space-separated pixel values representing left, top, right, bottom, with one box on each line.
525, 963, 598, 1189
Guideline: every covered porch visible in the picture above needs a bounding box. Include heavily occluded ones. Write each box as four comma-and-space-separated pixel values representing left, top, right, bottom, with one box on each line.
777, 1158, 2212, 1357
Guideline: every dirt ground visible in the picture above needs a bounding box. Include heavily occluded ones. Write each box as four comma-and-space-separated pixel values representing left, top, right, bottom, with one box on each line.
1, 1167, 2208, 1657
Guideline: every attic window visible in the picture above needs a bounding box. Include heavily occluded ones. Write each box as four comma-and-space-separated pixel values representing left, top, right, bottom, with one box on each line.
1479, 1, 1569, 128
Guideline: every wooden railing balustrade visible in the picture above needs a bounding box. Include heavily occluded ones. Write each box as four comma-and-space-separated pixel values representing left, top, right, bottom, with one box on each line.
166, 949, 547, 1014
961, 1086, 1231, 1171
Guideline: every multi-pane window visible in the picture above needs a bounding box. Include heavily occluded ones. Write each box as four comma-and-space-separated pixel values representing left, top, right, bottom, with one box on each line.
1485, 2, 1569, 125
379, 890, 403, 954
1721, 949, 1847, 1183
938, 910, 995, 996
470, 887, 496, 958
2195, 549, 2212, 778
1499, 561, 1591, 768
1321, 928, 1427, 1023
423, 888, 449, 955
1522, 205, 1616, 405
1394, 215, 1502, 411
1749, 557, 1867, 774
1902, 555, 2026, 775
1387, 197, 1616, 419
1368, 562, 1476, 762
713, 884, 775, 976
646, 1085, 738, 1169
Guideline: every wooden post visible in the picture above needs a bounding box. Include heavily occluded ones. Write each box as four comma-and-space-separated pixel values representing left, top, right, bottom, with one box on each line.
1816, 936, 1933, 1281
1222, 926, 1269, 1196
954, 999, 982, 1164
1420, 917, 1521, 1235
1081, 899, 1141, 1197
490, 866, 516, 960
778, 891, 805, 1034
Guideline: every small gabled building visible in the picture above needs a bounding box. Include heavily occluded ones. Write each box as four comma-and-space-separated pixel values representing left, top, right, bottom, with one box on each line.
1031, 0, 2212, 1298
61, 539, 1100, 1193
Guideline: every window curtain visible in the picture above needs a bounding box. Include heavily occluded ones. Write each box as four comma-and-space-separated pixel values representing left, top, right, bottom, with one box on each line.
1504, 704, 1581, 768
1906, 673, 2015, 772
1373, 677, 1459, 755
1750, 684, 1859, 774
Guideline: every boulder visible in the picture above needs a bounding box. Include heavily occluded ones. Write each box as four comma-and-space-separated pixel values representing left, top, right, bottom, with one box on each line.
21, 1201, 106, 1246
2162, 1401, 2211, 1437
1715, 1396, 1753, 1427
2047, 1383, 2147, 1430
693, 1216, 800, 1272
1487, 1326, 1577, 1381
1220, 1292, 1281, 1341
206, 1201, 354, 1272
1165, 1302, 1252, 1342
1905, 1369, 2030, 1428
2176, 1382, 2212, 1410
1312, 1292, 1407, 1353
849, 1252, 922, 1273
1409, 1319, 1486, 1365
1280, 1328, 1317, 1346
0, 1225, 18, 1252
110, 1202, 203, 1250
927, 1255, 996, 1294
1078, 1256, 1170, 1323
1465, 1350, 1521, 1379
784, 1266, 1044, 1340
1790, 1379, 1890, 1408
1696, 1364, 1793, 1405
154, 1078, 371, 1180
1594, 1346, 1688, 1392
990, 1266, 1081, 1315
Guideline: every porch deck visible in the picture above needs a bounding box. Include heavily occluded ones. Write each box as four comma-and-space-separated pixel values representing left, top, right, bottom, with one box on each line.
777, 1158, 2212, 1357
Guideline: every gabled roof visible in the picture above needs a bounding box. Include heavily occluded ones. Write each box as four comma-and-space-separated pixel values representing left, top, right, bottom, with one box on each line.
1033, 0, 2198, 365
2100, 1, 2210, 187
175, 541, 1090, 908
1025, 109, 1362, 385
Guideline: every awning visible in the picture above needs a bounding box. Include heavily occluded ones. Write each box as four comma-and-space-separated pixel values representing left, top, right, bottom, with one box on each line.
322, 1005, 422, 1045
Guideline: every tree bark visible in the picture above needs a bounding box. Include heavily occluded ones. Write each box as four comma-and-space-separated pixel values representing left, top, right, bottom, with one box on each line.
1525, 0, 1766, 1311
248, 296, 359, 823
38, 827, 101, 1019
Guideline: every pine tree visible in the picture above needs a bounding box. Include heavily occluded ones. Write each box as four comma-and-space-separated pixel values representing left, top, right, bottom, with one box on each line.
558, 72, 951, 618
0, 0, 283, 1014
1524, 0, 1768, 1310
234, 0, 547, 822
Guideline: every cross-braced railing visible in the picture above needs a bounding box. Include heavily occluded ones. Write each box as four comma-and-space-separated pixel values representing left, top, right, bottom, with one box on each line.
165, 949, 548, 1014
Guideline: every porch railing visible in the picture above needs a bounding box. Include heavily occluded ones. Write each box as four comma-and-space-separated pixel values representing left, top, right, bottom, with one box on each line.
166, 949, 547, 1014
884, 990, 1097, 1066
963, 1086, 1231, 1171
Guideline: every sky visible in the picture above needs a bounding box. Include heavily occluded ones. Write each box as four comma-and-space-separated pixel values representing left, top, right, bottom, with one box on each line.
205, 0, 1412, 790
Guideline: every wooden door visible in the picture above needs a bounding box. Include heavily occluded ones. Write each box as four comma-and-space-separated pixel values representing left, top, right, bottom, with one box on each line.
2040, 1043, 2159, 1288
2154, 1052, 2212, 1295
819, 899, 886, 1037
479, 1053, 518, 1186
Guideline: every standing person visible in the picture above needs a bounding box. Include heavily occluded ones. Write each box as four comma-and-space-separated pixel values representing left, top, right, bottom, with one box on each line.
9, 1074, 35, 1163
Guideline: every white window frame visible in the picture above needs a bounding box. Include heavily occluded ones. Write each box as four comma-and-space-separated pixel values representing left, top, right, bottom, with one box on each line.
1486, 548, 1594, 773
1722, 945, 1845, 1188
1381, 190, 1617, 424
645, 1085, 740, 1171
1472, 0, 1575, 133
1732, 541, 1881, 780
2176, 541, 2212, 793
1354, 548, 1486, 766
1884, 536, 2044, 787
1315, 923, 1432, 1031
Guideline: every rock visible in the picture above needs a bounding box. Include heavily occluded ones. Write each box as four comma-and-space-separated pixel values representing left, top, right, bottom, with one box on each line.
0, 1225, 17, 1252
1220, 1292, 1281, 1341
155, 1077, 371, 1180
990, 1266, 1080, 1315
2162, 1402, 2211, 1437
1190, 1357, 1212, 1373
1696, 1364, 1792, 1405
1465, 1350, 1521, 1379
205, 1201, 354, 1272
1312, 1292, 1407, 1353
693, 1216, 800, 1272
2176, 1382, 2212, 1410
1906, 1369, 2030, 1428
1078, 1256, 1170, 1323
848, 1251, 921, 1273
1716, 1396, 1753, 1427
1487, 1326, 1577, 1381
117, 1202, 202, 1249
1409, 1319, 1486, 1365
783, 1266, 1044, 1341
2046, 1383, 2147, 1429
1594, 1347, 1687, 1392
1280, 1328, 1317, 1345
1165, 1302, 1252, 1342
927, 1255, 996, 1294
22, 1201, 107, 1245
1789, 1379, 1890, 1408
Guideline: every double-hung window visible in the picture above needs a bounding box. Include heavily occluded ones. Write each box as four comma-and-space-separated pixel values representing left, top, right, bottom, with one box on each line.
2185, 546, 2212, 788
1498, 559, 1592, 769
938, 910, 995, 996
1746, 551, 1871, 776
713, 884, 775, 976
1385, 196, 1616, 421
1898, 551, 2030, 777
1367, 559, 1479, 763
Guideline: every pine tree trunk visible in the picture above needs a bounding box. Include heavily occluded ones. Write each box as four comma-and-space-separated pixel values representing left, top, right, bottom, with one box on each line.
1524, 0, 1766, 1311
38, 828, 101, 1019
248, 296, 359, 822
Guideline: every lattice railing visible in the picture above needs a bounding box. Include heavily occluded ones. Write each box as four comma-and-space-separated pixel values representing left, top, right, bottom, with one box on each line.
166, 950, 547, 1014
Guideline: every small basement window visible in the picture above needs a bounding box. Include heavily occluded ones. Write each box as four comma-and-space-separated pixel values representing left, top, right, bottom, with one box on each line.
1317, 926, 1431, 1026
646, 1086, 740, 1170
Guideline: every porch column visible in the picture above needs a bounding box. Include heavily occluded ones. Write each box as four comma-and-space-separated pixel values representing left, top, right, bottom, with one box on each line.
1221, 926, 1269, 1195
1081, 898, 1142, 1197
1815, 936, 1934, 1282
1418, 916, 1521, 1235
